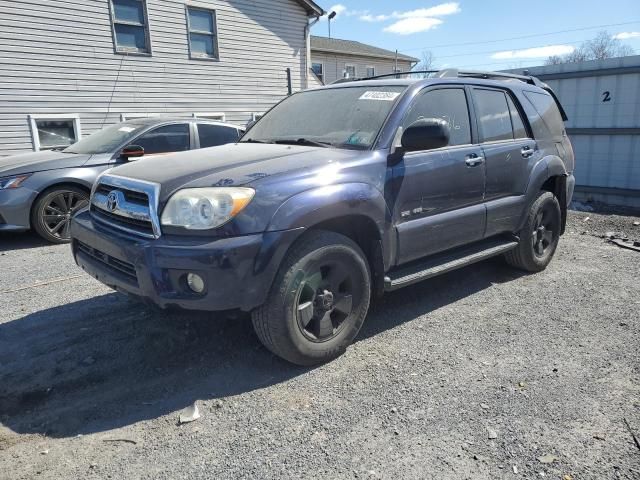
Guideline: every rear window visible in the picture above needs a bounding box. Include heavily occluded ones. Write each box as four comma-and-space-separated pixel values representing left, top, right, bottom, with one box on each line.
522, 91, 566, 138
473, 89, 513, 142
198, 123, 239, 148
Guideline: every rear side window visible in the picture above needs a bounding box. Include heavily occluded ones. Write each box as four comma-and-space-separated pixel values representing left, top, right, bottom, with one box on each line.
473, 89, 513, 142
198, 123, 239, 148
134, 124, 190, 155
507, 95, 528, 139
403, 88, 471, 146
523, 91, 566, 138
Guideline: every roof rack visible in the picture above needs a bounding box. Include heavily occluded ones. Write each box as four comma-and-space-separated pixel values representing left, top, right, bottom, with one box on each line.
330, 68, 544, 87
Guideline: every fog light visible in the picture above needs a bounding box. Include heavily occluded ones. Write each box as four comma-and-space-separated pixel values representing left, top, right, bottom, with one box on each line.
186, 273, 205, 294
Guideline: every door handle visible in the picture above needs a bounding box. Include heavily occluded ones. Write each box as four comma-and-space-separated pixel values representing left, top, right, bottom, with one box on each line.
521, 146, 535, 158
465, 155, 484, 167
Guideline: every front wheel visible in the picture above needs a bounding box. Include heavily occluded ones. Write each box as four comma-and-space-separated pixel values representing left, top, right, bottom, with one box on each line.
252, 231, 371, 366
31, 186, 89, 244
505, 191, 561, 272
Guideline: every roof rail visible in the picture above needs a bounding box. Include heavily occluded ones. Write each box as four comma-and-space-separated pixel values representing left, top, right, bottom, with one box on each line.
329, 68, 545, 87
436, 68, 544, 87
330, 70, 439, 84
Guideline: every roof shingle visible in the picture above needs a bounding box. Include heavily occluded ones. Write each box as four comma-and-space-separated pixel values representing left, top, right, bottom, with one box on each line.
311, 36, 418, 62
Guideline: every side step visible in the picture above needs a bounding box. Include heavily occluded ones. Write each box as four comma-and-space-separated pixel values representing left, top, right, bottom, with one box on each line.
384, 236, 518, 292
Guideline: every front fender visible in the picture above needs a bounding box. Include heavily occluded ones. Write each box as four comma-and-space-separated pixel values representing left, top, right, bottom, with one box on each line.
266, 183, 395, 269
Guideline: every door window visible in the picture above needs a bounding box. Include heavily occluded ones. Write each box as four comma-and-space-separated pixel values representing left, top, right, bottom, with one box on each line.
134, 123, 190, 154
198, 123, 239, 148
507, 95, 528, 139
403, 88, 471, 146
474, 89, 513, 142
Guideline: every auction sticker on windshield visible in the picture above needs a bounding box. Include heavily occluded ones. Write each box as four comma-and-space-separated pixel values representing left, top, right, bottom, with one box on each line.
359, 91, 401, 101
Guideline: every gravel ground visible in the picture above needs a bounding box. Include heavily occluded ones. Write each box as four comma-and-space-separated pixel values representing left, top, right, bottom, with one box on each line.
0, 210, 639, 480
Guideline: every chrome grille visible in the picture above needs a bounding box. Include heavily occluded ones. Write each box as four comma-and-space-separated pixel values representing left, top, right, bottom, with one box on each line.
90, 174, 161, 239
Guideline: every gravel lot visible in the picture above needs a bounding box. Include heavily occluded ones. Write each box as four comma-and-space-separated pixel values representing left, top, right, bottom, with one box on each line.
1, 210, 639, 480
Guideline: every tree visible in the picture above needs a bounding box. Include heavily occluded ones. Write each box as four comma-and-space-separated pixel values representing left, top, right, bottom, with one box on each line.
413, 50, 436, 77
545, 31, 635, 65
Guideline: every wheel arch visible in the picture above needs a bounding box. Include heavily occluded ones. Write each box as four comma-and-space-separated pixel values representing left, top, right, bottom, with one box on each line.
520, 155, 568, 234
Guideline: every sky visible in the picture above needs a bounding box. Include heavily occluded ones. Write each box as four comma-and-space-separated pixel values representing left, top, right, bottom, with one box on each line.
311, 1, 640, 70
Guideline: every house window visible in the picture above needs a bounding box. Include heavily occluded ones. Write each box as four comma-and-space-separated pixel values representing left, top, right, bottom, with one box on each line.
29, 114, 82, 151
366, 66, 375, 77
312, 62, 324, 82
345, 65, 356, 78
187, 7, 219, 59
110, 0, 151, 54
192, 112, 226, 122
120, 113, 161, 121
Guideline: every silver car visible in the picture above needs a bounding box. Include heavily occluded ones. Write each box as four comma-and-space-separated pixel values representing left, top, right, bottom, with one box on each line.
0, 117, 243, 243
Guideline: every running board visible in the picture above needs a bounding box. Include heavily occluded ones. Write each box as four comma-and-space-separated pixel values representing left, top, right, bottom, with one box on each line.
384, 237, 518, 292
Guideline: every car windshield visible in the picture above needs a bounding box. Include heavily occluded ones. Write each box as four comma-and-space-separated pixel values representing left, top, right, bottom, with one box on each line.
241, 85, 407, 149
63, 122, 148, 155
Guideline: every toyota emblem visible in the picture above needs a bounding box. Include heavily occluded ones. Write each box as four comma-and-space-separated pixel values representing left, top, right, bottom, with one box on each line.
106, 191, 119, 212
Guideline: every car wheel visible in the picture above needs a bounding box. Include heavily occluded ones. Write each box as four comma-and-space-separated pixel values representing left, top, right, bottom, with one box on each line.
504, 191, 561, 272
32, 186, 90, 244
252, 231, 371, 366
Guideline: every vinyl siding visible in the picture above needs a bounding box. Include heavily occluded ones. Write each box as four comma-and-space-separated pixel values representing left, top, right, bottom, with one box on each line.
0, 0, 310, 156
311, 51, 414, 85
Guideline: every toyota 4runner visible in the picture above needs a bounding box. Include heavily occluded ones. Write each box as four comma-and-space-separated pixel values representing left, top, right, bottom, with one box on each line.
70, 69, 575, 366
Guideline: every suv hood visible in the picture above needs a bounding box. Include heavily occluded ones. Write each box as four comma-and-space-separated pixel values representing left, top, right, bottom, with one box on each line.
0, 150, 92, 177
107, 143, 365, 200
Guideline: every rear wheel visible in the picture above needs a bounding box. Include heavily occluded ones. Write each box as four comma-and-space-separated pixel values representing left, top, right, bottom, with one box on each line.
252, 231, 371, 366
505, 191, 561, 272
32, 186, 89, 244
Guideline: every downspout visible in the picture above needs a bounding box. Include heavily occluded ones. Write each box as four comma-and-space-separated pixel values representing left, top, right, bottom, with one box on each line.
305, 15, 321, 89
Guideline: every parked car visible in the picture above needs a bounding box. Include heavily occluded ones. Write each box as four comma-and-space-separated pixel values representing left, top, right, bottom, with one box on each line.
0, 117, 244, 243
70, 70, 575, 366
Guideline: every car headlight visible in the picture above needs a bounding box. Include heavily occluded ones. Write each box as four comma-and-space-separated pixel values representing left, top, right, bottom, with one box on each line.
160, 187, 255, 230
0, 174, 31, 190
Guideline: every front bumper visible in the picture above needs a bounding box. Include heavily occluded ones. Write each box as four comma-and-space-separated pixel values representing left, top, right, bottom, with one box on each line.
0, 187, 37, 231
70, 210, 303, 312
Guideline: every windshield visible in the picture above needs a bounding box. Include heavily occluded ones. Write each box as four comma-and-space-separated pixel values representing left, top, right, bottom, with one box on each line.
242, 85, 407, 149
63, 122, 148, 155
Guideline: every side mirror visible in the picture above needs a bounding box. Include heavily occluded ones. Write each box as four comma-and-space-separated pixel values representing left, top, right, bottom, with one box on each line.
120, 144, 144, 160
401, 118, 450, 152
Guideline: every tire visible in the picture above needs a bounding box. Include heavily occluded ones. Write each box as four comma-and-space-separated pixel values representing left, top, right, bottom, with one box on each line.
505, 191, 561, 272
31, 185, 90, 244
252, 230, 371, 366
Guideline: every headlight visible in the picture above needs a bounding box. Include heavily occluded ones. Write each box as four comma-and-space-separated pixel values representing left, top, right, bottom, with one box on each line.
160, 187, 255, 230
0, 174, 31, 190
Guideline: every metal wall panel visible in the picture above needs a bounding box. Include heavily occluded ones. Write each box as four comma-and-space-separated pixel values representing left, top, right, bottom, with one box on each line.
505, 56, 640, 206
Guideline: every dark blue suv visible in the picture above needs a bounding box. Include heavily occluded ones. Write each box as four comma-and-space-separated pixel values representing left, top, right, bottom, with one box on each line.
70, 69, 575, 366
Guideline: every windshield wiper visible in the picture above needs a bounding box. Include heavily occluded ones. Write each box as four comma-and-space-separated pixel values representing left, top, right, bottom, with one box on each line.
241, 138, 272, 144
272, 138, 331, 148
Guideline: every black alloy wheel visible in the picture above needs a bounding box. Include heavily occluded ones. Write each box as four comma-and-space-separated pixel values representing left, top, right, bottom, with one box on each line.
531, 201, 559, 258
32, 186, 89, 243
504, 191, 561, 272
295, 261, 359, 342
252, 231, 371, 366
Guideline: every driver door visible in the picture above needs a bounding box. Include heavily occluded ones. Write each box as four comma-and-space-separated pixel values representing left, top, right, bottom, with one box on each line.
132, 123, 191, 158
393, 87, 486, 265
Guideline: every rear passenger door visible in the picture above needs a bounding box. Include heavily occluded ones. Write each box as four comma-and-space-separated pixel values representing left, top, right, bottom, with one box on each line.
394, 87, 486, 264
471, 88, 537, 236
196, 123, 240, 148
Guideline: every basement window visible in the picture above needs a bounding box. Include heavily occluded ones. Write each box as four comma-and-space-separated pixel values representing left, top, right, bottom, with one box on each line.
187, 7, 219, 59
29, 115, 82, 151
110, 0, 151, 54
